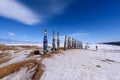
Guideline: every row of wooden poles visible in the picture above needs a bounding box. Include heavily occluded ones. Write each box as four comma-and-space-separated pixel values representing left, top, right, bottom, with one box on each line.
43, 28, 83, 54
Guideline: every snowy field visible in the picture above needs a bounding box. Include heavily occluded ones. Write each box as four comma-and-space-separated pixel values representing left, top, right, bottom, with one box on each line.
0, 44, 120, 80
41, 44, 120, 80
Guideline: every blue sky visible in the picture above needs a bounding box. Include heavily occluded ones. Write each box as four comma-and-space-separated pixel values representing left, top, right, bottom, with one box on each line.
0, 0, 120, 43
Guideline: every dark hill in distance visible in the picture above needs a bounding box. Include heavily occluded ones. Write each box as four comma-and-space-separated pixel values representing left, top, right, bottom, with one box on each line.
102, 41, 120, 46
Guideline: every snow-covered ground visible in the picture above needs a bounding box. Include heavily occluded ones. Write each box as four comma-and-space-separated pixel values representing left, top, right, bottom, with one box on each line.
0, 49, 42, 68
0, 44, 120, 80
2, 66, 37, 80
83, 44, 120, 50
41, 45, 120, 80
0, 50, 31, 67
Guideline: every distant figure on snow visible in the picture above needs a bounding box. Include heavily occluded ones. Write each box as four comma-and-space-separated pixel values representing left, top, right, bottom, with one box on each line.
96, 45, 98, 50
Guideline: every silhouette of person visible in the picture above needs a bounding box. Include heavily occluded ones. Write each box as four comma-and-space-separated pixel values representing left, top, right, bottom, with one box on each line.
96, 45, 98, 50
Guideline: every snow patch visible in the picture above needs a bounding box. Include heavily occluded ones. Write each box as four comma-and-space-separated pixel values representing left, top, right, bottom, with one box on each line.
41, 49, 120, 80
0, 50, 32, 67
2, 66, 37, 80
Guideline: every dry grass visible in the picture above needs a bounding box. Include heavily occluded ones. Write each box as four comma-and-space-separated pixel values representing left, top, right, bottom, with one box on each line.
14, 50, 21, 53
29, 48, 62, 58
31, 50, 62, 80
0, 45, 63, 80
0, 58, 11, 64
0, 45, 18, 51
30, 51, 36, 56
52, 50, 62, 54
0, 45, 41, 51
41, 53, 53, 59
41, 50, 62, 59
0, 60, 44, 80
18, 46, 41, 50
32, 61, 44, 80
0, 53, 11, 64
30, 50, 41, 56
0, 53, 8, 58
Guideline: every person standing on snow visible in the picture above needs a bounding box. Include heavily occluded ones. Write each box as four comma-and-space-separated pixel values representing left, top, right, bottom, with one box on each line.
96, 45, 98, 50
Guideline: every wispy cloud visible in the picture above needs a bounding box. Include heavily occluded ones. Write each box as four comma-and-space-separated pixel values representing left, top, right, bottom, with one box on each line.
0, 0, 40, 25
26, 0, 74, 20
47, 0, 72, 14
0, 0, 74, 25
67, 33, 88, 39
8, 32, 15, 36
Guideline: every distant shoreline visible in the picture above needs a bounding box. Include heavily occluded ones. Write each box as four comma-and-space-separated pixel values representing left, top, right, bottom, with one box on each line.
103, 41, 120, 46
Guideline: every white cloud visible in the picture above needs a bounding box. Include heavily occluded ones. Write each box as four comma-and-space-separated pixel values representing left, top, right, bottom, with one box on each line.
37, 0, 74, 19
0, 0, 74, 25
0, 0, 40, 25
8, 32, 15, 36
